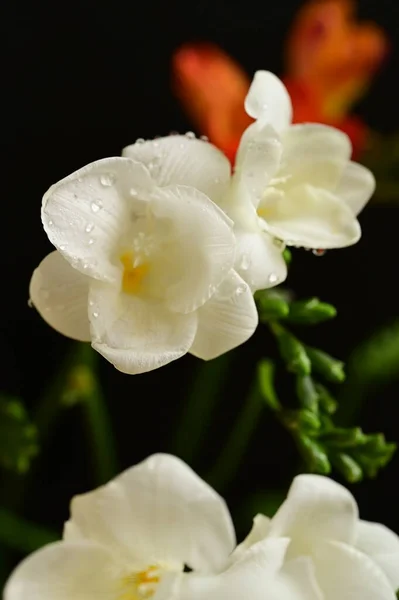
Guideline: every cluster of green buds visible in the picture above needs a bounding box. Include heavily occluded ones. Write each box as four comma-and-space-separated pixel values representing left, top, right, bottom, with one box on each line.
255, 290, 396, 483
0, 396, 39, 474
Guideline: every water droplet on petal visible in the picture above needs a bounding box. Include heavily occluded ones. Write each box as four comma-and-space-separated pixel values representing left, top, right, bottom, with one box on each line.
185, 131, 195, 139
89, 300, 94, 307
100, 173, 116, 187
312, 249, 326, 257
136, 138, 145, 144
92, 311, 99, 318
129, 187, 138, 197
48, 220, 53, 226
85, 223, 94, 233
59, 244, 66, 251
153, 141, 159, 148
91, 200, 102, 213
200, 135, 209, 141
235, 285, 247, 296
88, 238, 94, 245
268, 273, 278, 284
240, 254, 250, 271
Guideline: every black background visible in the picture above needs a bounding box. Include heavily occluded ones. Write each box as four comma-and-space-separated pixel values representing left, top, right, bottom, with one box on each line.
1, 0, 399, 564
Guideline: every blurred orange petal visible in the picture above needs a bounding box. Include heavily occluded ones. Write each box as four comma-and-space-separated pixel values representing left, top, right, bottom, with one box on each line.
172, 43, 252, 158
286, 0, 389, 118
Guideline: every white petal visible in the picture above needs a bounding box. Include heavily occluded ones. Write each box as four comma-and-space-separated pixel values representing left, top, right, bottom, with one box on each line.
356, 520, 399, 591
260, 185, 361, 249
150, 185, 235, 314
66, 453, 236, 572
181, 538, 322, 600
282, 124, 352, 164
232, 514, 271, 561
313, 540, 396, 600
4, 541, 119, 600
234, 123, 283, 208
336, 162, 376, 216
268, 475, 359, 550
42, 157, 153, 282
122, 136, 231, 204
235, 230, 287, 292
245, 71, 293, 132
89, 282, 197, 375
189, 270, 258, 360
29, 251, 91, 341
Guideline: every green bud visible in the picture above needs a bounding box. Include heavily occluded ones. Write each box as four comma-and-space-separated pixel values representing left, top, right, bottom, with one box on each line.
322, 427, 366, 448
331, 453, 363, 483
257, 360, 281, 412
315, 383, 338, 414
297, 434, 331, 474
287, 298, 337, 325
306, 346, 346, 383
283, 248, 292, 264
296, 375, 319, 412
271, 324, 311, 375
258, 297, 290, 321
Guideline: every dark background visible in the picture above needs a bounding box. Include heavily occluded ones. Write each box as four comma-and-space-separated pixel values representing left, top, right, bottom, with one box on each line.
1, 0, 399, 566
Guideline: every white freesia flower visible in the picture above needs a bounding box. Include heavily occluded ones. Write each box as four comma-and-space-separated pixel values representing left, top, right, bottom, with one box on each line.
232, 474, 399, 600
4, 454, 322, 600
224, 70, 375, 290
30, 138, 260, 374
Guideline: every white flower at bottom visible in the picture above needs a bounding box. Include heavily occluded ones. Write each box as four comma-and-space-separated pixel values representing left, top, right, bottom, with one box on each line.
233, 474, 399, 600
4, 455, 321, 600
223, 71, 375, 291
30, 139, 259, 374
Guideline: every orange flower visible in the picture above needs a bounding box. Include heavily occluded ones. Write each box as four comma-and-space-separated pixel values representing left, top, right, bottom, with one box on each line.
172, 1, 388, 161
172, 43, 251, 162
285, 0, 388, 120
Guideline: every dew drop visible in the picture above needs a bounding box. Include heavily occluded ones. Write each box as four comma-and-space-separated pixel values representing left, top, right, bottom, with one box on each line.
48, 220, 53, 226
89, 300, 94, 307
235, 285, 246, 296
240, 254, 250, 271
88, 238, 94, 245
92, 311, 99, 318
136, 138, 145, 144
91, 200, 102, 213
129, 187, 138, 197
312, 249, 326, 257
200, 135, 209, 141
185, 131, 195, 139
100, 173, 116, 187
59, 244, 66, 251
85, 223, 94, 233
268, 273, 278, 284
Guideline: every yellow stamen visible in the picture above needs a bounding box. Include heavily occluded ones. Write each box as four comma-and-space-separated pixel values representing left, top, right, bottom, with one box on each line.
120, 251, 149, 295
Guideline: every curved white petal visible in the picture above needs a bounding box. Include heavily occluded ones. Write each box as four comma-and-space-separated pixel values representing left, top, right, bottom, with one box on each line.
232, 514, 271, 561
268, 475, 358, 551
189, 270, 258, 360
234, 123, 283, 208
150, 185, 235, 314
336, 162, 376, 216
235, 230, 287, 292
4, 541, 119, 600
42, 157, 153, 282
260, 185, 361, 249
282, 124, 352, 164
89, 282, 197, 375
122, 136, 231, 204
181, 538, 322, 600
356, 520, 399, 591
29, 251, 91, 341
66, 453, 236, 573
244, 71, 293, 132
313, 540, 396, 600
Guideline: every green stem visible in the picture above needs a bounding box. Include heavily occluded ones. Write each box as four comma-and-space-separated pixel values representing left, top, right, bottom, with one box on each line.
206, 380, 264, 492
171, 353, 234, 464
80, 347, 118, 485
0, 508, 58, 554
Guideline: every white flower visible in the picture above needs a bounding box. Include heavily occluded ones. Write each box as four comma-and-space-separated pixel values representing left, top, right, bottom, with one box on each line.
225, 71, 375, 290
30, 139, 259, 374
233, 474, 399, 600
4, 454, 321, 600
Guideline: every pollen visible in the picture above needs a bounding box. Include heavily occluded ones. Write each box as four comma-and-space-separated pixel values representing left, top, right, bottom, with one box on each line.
120, 251, 149, 295
119, 566, 160, 600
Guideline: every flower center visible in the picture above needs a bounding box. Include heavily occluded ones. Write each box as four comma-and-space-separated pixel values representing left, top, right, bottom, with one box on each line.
119, 566, 161, 600
120, 251, 150, 295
